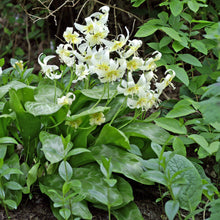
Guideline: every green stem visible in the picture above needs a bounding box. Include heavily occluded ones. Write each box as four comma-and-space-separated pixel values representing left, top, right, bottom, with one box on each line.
109, 97, 127, 126
62, 67, 74, 96
54, 80, 57, 103
92, 83, 107, 109
118, 109, 142, 130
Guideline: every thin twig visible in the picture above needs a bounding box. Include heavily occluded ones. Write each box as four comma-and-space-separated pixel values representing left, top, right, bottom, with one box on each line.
93, 0, 144, 23
75, 0, 91, 22
25, 15, 31, 62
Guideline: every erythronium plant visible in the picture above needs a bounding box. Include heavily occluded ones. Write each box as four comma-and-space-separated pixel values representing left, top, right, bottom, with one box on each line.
3, 5, 214, 220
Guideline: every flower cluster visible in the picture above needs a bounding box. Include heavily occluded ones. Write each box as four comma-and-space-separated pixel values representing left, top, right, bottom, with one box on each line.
38, 5, 175, 112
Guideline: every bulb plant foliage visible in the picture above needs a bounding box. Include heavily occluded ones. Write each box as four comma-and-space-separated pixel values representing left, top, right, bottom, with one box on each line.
0, 4, 219, 220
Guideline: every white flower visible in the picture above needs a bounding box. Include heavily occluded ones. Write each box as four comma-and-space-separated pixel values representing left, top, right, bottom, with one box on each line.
89, 112, 105, 126
38, 53, 61, 80
102, 27, 129, 52
0, 67, 2, 76
63, 27, 83, 45
155, 69, 176, 95
13, 60, 24, 71
126, 56, 144, 71
143, 51, 162, 71
117, 72, 149, 97
56, 44, 75, 67
74, 17, 96, 34
57, 92, 75, 105
72, 62, 90, 83
85, 24, 109, 46
95, 58, 127, 83
90, 5, 110, 25
120, 39, 142, 58
144, 71, 157, 82
127, 88, 159, 111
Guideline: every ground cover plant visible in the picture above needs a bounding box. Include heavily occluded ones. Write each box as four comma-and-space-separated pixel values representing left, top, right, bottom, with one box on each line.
0, 0, 220, 219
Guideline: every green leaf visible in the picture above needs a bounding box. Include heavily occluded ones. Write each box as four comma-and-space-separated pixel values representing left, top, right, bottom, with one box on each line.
159, 36, 172, 48
135, 24, 158, 37
112, 202, 144, 220
166, 105, 195, 118
67, 106, 109, 122
0, 81, 33, 99
141, 170, 167, 186
122, 122, 170, 145
168, 65, 189, 86
178, 54, 202, 67
170, 0, 183, 16
4, 181, 23, 190
132, 0, 146, 7
72, 164, 133, 207
90, 144, 153, 185
199, 97, 220, 123
25, 101, 63, 116
66, 148, 91, 158
209, 198, 220, 220
172, 40, 184, 52
58, 161, 73, 182
191, 40, 208, 55
165, 200, 179, 220
59, 208, 71, 220
26, 162, 40, 193
34, 84, 62, 103
1, 168, 23, 177
172, 137, 186, 156
40, 131, 66, 163
166, 153, 202, 211
188, 0, 200, 12
154, 118, 187, 134
160, 27, 182, 42
96, 124, 130, 150
0, 58, 5, 67
0, 137, 18, 145
4, 200, 17, 209
81, 84, 117, 100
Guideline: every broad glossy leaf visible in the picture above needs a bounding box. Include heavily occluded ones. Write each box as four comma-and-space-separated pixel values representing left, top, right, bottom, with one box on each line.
191, 40, 208, 55
90, 144, 153, 185
40, 131, 66, 163
25, 101, 63, 116
34, 84, 62, 103
58, 161, 73, 182
165, 153, 202, 211
199, 97, 220, 123
141, 170, 167, 186
122, 122, 170, 145
154, 118, 187, 134
96, 124, 130, 150
208, 198, 220, 220
66, 148, 90, 158
112, 201, 144, 220
165, 200, 179, 220
0, 80, 33, 99
81, 84, 117, 99
72, 164, 133, 207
